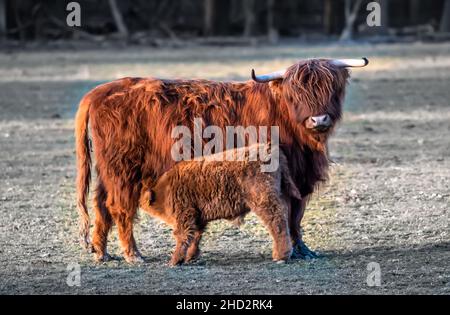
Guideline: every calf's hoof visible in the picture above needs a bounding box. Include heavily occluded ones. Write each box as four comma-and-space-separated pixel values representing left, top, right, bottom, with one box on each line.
169, 259, 184, 267
169, 254, 186, 267
273, 259, 288, 264
169, 261, 183, 267
185, 250, 200, 263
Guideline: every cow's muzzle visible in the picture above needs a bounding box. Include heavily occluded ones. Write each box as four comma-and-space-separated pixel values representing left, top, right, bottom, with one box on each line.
305, 115, 332, 131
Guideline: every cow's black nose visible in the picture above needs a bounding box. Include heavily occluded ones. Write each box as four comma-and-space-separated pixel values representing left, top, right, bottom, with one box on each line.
307, 114, 331, 130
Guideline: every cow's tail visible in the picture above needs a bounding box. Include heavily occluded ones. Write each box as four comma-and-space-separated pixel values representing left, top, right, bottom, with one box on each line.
75, 95, 92, 250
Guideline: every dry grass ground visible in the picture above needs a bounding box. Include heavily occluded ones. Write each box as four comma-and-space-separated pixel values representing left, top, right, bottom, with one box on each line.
0, 42, 449, 294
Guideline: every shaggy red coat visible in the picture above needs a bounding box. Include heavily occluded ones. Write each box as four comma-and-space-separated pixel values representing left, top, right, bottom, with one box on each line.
75, 59, 349, 262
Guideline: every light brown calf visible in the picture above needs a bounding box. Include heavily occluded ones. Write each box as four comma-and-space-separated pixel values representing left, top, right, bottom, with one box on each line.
140, 145, 301, 265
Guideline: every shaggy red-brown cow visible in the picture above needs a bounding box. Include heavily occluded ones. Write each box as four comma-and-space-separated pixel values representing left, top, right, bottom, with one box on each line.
75, 57, 368, 263
140, 144, 300, 265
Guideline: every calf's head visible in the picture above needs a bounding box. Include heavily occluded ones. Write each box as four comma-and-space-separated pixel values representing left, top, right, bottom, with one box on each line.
252, 58, 368, 151
139, 172, 176, 227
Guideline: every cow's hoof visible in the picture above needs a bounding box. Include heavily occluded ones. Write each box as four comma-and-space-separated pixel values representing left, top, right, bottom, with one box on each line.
94, 252, 113, 263
273, 259, 288, 264
91, 245, 113, 262
80, 238, 91, 253
124, 254, 144, 264
291, 240, 319, 260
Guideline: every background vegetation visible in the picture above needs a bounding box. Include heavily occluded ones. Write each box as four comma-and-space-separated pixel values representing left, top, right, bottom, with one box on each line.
0, 0, 449, 45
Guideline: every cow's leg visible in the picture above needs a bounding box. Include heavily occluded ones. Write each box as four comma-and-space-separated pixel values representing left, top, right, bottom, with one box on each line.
251, 196, 292, 262
185, 228, 204, 263
289, 197, 304, 243
91, 179, 113, 262
170, 208, 197, 266
290, 196, 319, 259
108, 198, 143, 264
113, 210, 143, 263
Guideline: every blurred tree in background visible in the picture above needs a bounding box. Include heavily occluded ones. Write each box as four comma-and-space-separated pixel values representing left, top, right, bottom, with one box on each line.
0, 0, 448, 44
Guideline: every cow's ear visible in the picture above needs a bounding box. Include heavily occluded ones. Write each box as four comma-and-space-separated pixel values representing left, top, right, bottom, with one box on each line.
269, 79, 282, 90
268, 80, 283, 100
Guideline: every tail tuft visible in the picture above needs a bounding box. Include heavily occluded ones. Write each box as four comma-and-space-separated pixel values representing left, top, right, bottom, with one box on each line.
75, 96, 92, 250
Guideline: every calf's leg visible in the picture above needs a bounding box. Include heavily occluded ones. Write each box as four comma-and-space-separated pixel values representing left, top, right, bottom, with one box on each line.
250, 196, 292, 262
171, 230, 191, 266
170, 208, 198, 266
185, 229, 204, 262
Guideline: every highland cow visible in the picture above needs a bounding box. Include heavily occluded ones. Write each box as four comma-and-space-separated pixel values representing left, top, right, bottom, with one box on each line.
75, 57, 368, 263
139, 144, 301, 265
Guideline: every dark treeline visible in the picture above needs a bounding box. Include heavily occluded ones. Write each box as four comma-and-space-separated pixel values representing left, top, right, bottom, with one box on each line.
0, 0, 449, 43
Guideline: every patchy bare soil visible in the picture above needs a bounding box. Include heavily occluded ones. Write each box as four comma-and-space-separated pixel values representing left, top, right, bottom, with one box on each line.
0, 42, 449, 294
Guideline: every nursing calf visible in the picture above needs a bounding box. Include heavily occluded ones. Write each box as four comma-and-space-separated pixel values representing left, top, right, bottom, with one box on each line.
140, 145, 301, 265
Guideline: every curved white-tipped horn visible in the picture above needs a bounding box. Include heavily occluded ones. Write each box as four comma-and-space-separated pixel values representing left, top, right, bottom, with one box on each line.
329, 57, 369, 68
251, 69, 286, 83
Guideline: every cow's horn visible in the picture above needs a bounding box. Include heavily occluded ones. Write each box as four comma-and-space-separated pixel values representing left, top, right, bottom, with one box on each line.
329, 57, 369, 68
251, 69, 286, 83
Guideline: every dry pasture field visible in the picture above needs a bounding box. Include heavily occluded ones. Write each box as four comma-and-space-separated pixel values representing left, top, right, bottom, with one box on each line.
0, 42, 449, 294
